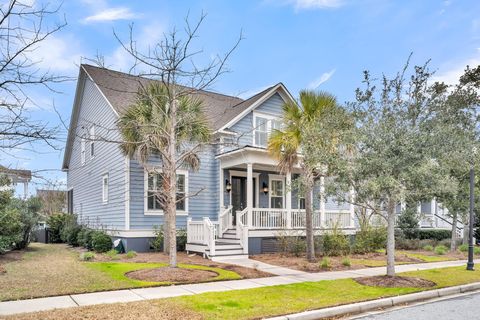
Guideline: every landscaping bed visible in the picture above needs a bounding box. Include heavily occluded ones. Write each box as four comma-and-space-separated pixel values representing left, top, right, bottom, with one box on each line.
355, 275, 436, 288
251, 249, 464, 272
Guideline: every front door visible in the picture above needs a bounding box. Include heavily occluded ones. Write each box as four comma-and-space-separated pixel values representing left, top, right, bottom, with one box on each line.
231, 176, 256, 225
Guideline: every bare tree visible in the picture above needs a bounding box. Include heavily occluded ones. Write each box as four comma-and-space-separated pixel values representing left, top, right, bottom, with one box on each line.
0, 0, 68, 155
113, 13, 241, 267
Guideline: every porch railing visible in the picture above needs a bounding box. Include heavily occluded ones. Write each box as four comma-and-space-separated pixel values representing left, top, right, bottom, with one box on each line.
219, 206, 233, 235
236, 208, 249, 254
187, 217, 217, 256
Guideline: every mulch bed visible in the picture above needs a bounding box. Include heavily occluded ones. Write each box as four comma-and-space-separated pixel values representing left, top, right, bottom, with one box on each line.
126, 267, 218, 283
355, 275, 436, 288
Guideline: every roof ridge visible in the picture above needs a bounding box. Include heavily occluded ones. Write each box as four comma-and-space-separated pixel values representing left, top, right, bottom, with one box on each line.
81, 64, 244, 102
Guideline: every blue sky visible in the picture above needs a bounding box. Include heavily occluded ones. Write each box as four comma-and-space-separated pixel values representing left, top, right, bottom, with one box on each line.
5, 0, 480, 194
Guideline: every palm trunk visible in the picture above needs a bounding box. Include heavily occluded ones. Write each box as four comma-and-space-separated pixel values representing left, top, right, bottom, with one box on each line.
386, 198, 396, 277
450, 213, 458, 252
305, 175, 315, 262
167, 97, 178, 268
163, 216, 170, 254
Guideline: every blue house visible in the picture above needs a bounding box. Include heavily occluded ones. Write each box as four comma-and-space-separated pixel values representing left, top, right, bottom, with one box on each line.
62, 65, 357, 258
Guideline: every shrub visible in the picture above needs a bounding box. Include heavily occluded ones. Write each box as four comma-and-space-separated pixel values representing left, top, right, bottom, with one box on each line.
397, 208, 420, 239
60, 215, 83, 247
353, 226, 387, 254
395, 237, 421, 250
0, 208, 22, 254
291, 237, 306, 257
459, 244, 468, 252
47, 213, 70, 243
105, 249, 119, 260
150, 225, 164, 252
11, 197, 41, 250
91, 231, 112, 253
475, 247, 480, 255
126, 250, 137, 259
321, 225, 350, 256
320, 257, 330, 269
423, 245, 434, 251
342, 257, 351, 267
434, 245, 448, 255
79, 228, 95, 250
177, 229, 187, 251
417, 229, 451, 241
80, 252, 95, 261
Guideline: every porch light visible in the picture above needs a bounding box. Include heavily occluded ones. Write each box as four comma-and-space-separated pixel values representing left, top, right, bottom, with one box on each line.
262, 182, 269, 194
225, 179, 232, 193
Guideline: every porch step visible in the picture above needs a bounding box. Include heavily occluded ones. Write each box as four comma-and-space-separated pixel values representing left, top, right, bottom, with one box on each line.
216, 237, 241, 244
213, 242, 242, 249
211, 254, 249, 261
205, 248, 245, 256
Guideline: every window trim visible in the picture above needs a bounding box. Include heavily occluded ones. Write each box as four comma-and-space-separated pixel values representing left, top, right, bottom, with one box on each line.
89, 125, 95, 159
143, 168, 189, 216
268, 174, 285, 209
102, 173, 109, 203
252, 111, 282, 148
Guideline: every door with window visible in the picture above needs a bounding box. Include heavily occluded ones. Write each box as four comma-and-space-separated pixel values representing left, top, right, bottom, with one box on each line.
231, 176, 256, 224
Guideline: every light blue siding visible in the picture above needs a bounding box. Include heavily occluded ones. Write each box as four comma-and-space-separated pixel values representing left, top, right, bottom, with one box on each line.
67, 77, 126, 229
255, 92, 285, 115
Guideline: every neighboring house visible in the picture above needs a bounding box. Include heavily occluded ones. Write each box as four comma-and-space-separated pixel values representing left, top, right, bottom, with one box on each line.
36, 189, 67, 216
0, 165, 31, 199
62, 65, 355, 257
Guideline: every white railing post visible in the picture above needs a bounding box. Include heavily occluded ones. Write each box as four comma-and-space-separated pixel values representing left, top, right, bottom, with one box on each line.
349, 186, 355, 228
202, 217, 209, 246
247, 163, 253, 228
187, 217, 192, 243
320, 176, 326, 227
286, 172, 292, 229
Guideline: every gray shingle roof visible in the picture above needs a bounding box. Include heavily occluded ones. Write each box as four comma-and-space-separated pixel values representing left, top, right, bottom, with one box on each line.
82, 64, 275, 131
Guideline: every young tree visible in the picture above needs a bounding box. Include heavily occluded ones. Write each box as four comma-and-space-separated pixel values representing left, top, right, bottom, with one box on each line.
337, 59, 455, 276
0, 0, 68, 155
114, 14, 241, 267
268, 91, 352, 261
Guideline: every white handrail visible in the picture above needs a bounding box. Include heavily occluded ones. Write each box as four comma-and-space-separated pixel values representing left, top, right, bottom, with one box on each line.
203, 217, 216, 256
236, 208, 249, 254
219, 205, 233, 235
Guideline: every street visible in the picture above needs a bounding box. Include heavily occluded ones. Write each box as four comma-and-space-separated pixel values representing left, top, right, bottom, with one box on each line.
351, 291, 480, 320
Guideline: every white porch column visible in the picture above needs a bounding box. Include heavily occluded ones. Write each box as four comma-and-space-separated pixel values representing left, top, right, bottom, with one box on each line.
219, 166, 224, 210
349, 186, 355, 228
417, 202, 422, 227
247, 163, 253, 227
286, 172, 292, 229
320, 176, 326, 227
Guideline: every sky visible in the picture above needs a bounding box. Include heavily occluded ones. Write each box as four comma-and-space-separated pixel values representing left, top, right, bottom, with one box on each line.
4, 0, 480, 195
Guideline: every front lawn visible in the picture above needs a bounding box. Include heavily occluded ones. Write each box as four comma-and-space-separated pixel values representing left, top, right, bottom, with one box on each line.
5, 266, 480, 320
0, 243, 258, 301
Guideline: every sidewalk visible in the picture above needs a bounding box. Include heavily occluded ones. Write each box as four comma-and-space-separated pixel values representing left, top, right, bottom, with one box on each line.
0, 259, 477, 316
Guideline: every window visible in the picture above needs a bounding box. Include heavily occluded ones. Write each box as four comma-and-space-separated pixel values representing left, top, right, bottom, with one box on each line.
89, 126, 95, 158
102, 174, 108, 203
253, 113, 282, 147
146, 170, 188, 213
299, 197, 306, 210
80, 136, 86, 165
270, 179, 284, 208
67, 189, 73, 214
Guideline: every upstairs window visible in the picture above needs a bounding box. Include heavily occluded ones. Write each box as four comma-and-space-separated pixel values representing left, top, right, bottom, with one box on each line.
80, 136, 86, 165
89, 126, 95, 158
253, 113, 282, 148
146, 170, 188, 213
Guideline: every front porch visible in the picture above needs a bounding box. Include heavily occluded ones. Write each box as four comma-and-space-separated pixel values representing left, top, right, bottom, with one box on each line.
186, 146, 356, 259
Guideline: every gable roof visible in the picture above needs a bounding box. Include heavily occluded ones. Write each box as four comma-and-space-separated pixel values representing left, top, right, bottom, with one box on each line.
62, 64, 295, 170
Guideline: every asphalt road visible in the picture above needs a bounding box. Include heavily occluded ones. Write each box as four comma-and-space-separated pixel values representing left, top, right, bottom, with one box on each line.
351, 291, 480, 320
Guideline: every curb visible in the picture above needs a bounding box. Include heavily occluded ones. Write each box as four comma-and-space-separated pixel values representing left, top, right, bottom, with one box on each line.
266, 282, 480, 320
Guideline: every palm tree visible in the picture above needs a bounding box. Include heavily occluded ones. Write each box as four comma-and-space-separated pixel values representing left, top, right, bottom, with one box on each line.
118, 82, 210, 267
268, 90, 346, 262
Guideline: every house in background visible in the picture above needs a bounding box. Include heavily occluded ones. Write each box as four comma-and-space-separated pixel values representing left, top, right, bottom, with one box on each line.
36, 189, 67, 216
63, 65, 460, 258
0, 165, 31, 199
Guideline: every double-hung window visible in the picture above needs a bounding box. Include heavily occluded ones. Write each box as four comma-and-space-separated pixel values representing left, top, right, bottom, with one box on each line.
146, 169, 188, 214
253, 113, 282, 148
270, 178, 284, 209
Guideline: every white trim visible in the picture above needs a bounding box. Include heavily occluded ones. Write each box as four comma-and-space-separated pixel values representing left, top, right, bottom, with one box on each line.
81, 65, 120, 117
217, 83, 295, 132
80, 136, 86, 166
143, 167, 189, 216
252, 111, 282, 148
124, 156, 130, 230
102, 173, 109, 203
229, 170, 260, 208
89, 125, 95, 159
269, 174, 285, 209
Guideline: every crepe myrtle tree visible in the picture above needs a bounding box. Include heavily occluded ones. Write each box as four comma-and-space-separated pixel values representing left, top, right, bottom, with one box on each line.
332, 58, 456, 276
114, 13, 241, 268
268, 91, 353, 261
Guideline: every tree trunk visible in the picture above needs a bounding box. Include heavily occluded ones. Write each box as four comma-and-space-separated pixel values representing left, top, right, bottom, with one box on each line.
305, 175, 315, 262
166, 98, 178, 268
163, 215, 170, 254
386, 199, 396, 277
450, 213, 458, 252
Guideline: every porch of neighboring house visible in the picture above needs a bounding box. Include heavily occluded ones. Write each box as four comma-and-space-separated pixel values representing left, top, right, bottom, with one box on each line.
186, 147, 356, 259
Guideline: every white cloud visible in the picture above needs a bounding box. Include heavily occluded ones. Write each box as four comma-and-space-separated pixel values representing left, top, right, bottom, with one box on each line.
83, 7, 139, 23
32, 34, 83, 73
432, 50, 480, 85
308, 69, 336, 89
289, 0, 344, 10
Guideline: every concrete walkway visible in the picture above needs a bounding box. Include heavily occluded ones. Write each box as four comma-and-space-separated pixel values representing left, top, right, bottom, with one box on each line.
0, 259, 477, 317
212, 257, 308, 276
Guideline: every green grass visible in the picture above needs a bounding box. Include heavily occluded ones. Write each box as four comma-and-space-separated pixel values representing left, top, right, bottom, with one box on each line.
86, 262, 241, 286
169, 266, 480, 320
399, 251, 453, 262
